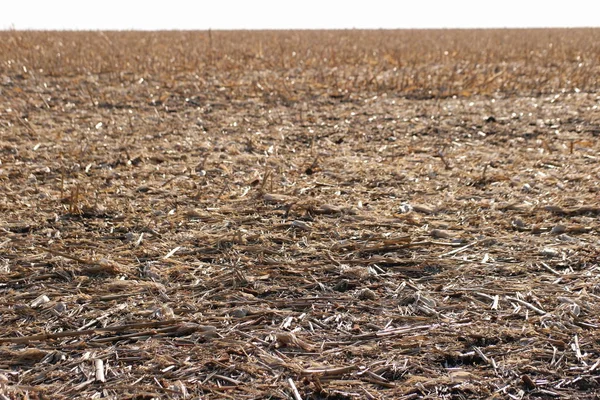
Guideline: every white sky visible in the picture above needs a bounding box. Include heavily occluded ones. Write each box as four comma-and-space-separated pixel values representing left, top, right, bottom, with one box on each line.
2, 0, 599, 30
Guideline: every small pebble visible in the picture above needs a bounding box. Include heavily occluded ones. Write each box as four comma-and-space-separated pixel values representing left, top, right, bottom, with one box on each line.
358, 288, 377, 301
53, 302, 67, 313
31, 295, 50, 308
512, 218, 525, 228
334, 279, 350, 292
231, 308, 248, 318
398, 203, 413, 213
557, 234, 576, 242
540, 247, 559, 258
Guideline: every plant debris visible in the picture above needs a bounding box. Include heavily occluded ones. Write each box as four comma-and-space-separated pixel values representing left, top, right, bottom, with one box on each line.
0, 29, 599, 399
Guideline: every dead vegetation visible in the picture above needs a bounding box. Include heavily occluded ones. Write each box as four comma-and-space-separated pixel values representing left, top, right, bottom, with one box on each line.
0, 29, 599, 399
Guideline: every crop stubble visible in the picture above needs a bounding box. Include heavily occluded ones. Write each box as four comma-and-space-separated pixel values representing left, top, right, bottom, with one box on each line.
0, 29, 600, 399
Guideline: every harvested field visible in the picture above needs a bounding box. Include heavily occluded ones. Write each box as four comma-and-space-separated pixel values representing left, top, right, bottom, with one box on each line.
1, 29, 600, 399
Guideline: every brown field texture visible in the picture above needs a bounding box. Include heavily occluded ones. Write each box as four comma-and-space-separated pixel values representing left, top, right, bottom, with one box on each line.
1, 29, 600, 399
